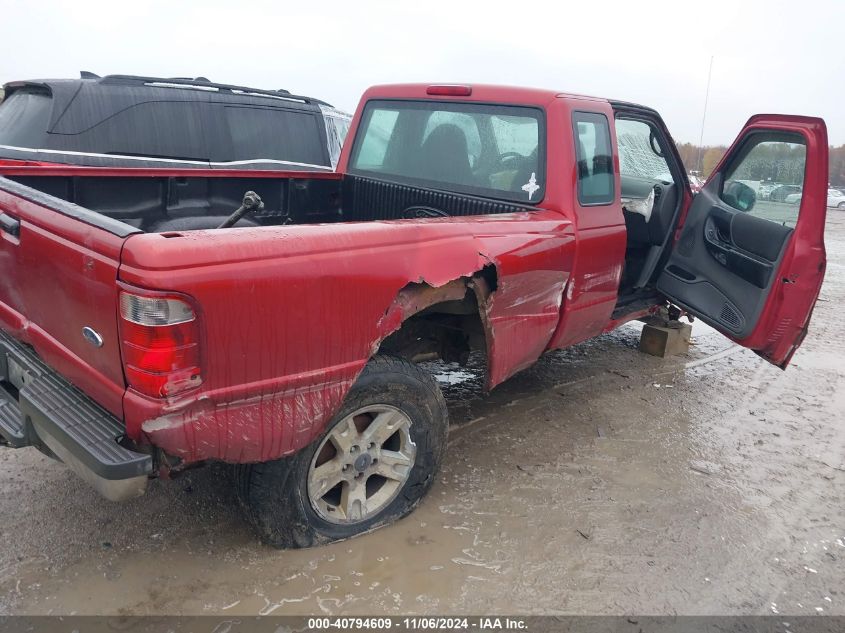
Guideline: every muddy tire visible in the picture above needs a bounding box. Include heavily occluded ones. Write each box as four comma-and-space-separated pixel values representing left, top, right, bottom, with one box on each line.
235, 355, 448, 549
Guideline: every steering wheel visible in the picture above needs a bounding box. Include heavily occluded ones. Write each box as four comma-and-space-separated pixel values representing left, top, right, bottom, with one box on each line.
499, 152, 524, 164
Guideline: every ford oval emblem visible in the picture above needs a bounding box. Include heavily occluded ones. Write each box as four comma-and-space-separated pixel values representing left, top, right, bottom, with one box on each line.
82, 326, 104, 348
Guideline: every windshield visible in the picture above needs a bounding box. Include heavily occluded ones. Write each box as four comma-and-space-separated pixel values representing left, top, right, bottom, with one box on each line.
615, 118, 672, 183
0, 89, 52, 147
349, 100, 544, 204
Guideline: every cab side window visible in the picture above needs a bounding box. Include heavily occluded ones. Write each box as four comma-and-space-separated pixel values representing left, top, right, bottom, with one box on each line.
721, 136, 806, 228
572, 112, 614, 205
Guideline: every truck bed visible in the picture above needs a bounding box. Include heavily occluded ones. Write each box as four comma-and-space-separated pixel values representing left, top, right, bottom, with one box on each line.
4, 166, 538, 233
0, 168, 575, 467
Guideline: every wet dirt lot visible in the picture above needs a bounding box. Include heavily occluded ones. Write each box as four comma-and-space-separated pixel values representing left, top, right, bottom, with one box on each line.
1, 215, 843, 617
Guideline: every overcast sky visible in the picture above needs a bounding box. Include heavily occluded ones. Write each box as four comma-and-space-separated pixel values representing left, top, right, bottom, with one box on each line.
2, 0, 842, 145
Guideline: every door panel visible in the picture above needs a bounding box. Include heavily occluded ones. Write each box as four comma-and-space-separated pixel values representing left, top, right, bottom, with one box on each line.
658, 115, 828, 367
660, 190, 790, 337
729, 211, 792, 262
701, 206, 791, 289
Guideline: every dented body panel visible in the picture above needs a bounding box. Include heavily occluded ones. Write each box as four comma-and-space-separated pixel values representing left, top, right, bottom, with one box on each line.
119, 212, 575, 462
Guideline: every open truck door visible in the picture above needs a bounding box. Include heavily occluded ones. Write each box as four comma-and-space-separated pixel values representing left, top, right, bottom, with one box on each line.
657, 115, 828, 368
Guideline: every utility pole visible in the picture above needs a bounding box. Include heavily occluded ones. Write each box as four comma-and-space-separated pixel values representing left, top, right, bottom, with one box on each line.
696, 56, 714, 175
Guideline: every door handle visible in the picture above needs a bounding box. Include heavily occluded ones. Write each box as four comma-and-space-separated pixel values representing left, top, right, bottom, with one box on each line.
0, 213, 20, 237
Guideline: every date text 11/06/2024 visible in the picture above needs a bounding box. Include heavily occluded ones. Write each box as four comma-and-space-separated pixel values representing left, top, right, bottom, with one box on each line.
307, 617, 528, 630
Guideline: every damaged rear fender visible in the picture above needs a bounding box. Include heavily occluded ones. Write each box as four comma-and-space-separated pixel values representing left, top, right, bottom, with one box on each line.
374, 268, 496, 370
131, 218, 573, 467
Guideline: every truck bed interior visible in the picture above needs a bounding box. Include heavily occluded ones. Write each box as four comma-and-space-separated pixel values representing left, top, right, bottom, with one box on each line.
5, 173, 538, 232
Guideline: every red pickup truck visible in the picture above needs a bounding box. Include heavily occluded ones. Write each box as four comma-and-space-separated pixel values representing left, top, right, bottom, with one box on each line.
0, 84, 828, 548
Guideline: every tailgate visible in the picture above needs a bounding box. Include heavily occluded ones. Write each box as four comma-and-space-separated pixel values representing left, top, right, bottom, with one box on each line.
0, 177, 139, 416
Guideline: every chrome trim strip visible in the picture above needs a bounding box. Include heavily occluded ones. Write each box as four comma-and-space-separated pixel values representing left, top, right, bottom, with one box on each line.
0, 144, 333, 170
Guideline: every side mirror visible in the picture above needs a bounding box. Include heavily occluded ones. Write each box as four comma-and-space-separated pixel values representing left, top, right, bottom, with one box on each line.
723, 180, 757, 212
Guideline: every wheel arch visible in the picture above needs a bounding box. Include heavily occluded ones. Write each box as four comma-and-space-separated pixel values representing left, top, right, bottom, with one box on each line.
374, 265, 497, 379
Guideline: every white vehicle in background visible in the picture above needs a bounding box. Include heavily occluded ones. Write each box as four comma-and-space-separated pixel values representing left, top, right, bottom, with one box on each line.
759, 182, 777, 199
687, 172, 704, 192
735, 179, 761, 196
828, 188, 845, 209
785, 188, 845, 208
770, 184, 802, 202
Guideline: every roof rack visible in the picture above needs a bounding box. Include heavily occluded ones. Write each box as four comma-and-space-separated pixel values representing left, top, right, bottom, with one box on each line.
95, 74, 330, 106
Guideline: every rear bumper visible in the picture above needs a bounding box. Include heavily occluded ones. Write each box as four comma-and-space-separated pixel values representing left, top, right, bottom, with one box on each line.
0, 329, 152, 500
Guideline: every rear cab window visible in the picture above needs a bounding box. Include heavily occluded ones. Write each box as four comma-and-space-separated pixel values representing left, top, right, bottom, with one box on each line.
349, 100, 545, 204
572, 111, 614, 205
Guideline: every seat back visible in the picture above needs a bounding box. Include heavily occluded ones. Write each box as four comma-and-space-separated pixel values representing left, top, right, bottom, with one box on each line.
417, 124, 473, 184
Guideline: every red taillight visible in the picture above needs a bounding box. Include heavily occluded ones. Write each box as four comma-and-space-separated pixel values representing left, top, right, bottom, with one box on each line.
118, 291, 201, 398
426, 85, 472, 96
121, 339, 198, 373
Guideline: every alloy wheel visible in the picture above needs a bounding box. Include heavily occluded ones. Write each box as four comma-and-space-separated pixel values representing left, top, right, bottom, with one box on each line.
307, 405, 416, 524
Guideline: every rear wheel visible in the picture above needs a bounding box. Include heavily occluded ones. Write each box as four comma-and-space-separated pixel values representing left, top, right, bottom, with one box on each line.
236, 355, 448, 548
838, 201, 845, 210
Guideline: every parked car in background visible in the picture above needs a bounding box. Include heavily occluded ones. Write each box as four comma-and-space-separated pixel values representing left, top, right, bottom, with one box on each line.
687, 172, 703, 193
759, 182, 778, 199
0, 73, 351, 170
828, 188, 845, 209
785, 188, 845, 208
770, 184, 802, 202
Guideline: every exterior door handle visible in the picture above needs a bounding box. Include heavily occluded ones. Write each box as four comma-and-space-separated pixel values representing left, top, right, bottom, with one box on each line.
0, 213, 20, 237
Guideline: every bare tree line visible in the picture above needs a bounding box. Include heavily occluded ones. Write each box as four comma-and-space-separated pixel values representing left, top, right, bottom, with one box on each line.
676, 142, 845, 187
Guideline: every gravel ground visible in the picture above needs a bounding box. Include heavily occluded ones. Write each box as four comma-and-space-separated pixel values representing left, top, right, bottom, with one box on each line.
0, 214, 843, 617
